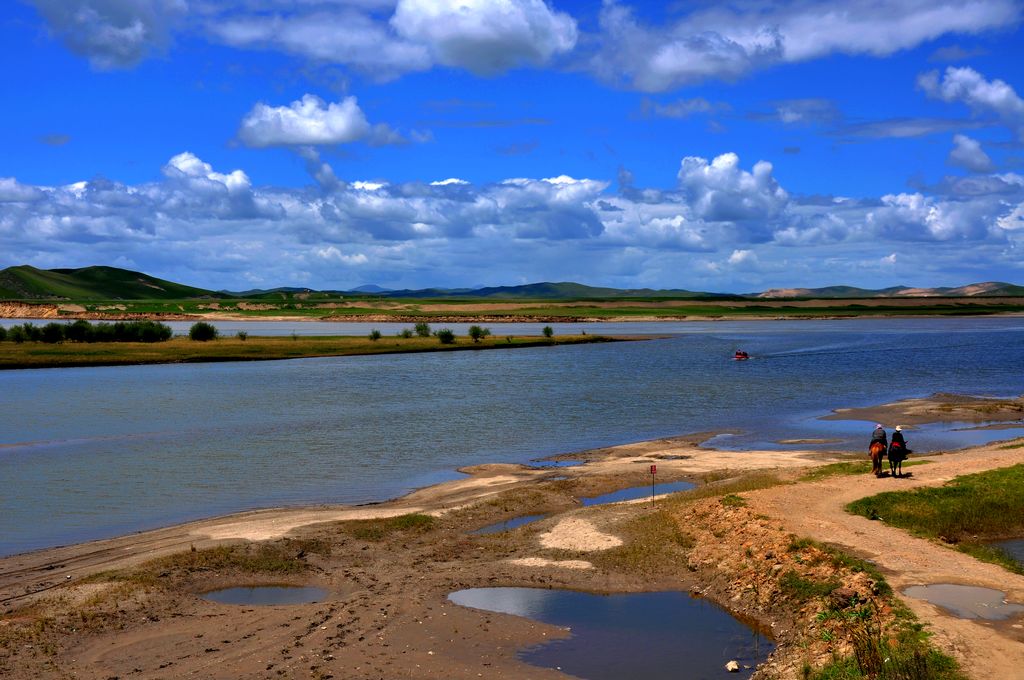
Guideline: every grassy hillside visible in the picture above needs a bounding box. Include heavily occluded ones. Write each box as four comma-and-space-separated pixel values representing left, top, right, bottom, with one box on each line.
0, 265, 220, 300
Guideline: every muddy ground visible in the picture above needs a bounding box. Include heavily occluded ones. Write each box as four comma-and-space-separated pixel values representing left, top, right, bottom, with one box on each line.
2, 397, 1024, 679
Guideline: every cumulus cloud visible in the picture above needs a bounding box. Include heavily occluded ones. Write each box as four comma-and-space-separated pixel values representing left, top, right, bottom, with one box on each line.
919, 66, 1024, 140
3, 151, 1023, 290
588, 0, 1018, 91
239, 95, 378, 148
947, 134, 994, 172
677, 153, 788, 223
32, 0, 186, 69
391, 0, 577, 75
209, 0, 576, 79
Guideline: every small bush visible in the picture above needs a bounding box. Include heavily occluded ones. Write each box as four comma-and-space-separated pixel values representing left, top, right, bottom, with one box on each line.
468, 325, 491, 342
414, 322, 431, 338
236, 331, 248, 341
368, 329, 382, 341
40, 322, 66, 343
0, 326, 6, 342
189, 321, 218, 341
398, 329, 413, 339
542, 325, 554, 339
434, 328, 455, 344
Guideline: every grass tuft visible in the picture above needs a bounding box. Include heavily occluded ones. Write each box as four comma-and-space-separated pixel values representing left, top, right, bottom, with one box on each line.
338, 513, 435, 542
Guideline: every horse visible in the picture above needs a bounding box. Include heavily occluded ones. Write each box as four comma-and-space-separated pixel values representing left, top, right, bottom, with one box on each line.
888, 442, 908, 478
869, 441, 886, 477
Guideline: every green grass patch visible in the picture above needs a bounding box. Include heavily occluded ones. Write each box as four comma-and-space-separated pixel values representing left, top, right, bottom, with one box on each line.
592, 509, 693, 574
720, 493, 747, 507
808, 642, 966, 680
846, 464, 1024, 574
0, 334, 619, 370
338, 513, 435, 542
780, 570, 840, 601
801, 460, 929, 482
999, 441, 1024, 449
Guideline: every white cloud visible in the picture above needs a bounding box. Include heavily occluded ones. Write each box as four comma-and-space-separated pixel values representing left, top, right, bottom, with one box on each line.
391, 0, 577, 75
32, 0, 186, 69
589, 0, 1018, 91
163, 152, 251, 194
677, 153, 789, 223
728, 248, 757, 265
315, 246, 368, 265
947, 134, 994, 172
919, 66, 1024, 140
0, 178, 43, 203
3, 152, 1022, 291
239, 95, 380, 148
209, 0, 576, 79
430, 178, 471, 186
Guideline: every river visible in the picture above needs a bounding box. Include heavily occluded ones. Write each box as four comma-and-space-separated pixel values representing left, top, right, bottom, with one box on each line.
2, 317, 1023, 556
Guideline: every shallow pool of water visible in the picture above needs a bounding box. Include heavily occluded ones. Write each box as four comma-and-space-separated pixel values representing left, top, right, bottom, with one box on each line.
581, 480, 695, 506
993, 539, 1024, 568
902, 584, 1024, 620
202, 585, 327, 606
448, 587, 771, 679
473, 514, 548, 535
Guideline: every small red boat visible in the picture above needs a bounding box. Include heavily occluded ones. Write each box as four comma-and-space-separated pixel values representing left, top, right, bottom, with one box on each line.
733, 350, 749, 360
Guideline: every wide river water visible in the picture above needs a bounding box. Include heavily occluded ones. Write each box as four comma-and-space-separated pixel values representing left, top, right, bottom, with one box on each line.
2, 317, 1023, 556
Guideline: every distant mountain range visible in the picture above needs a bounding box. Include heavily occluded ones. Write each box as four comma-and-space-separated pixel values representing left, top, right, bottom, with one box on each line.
2, 264, 1023, 301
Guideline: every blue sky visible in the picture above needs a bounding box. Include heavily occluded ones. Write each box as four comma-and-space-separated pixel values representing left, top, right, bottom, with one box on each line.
2, 0, 1023, 292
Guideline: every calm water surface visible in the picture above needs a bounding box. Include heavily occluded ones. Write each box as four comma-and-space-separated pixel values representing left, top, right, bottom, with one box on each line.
448, 588, 771, 679
2, 317, 1023, 555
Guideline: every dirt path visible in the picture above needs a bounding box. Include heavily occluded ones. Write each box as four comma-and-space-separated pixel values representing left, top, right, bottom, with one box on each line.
747, 444, 1024, 679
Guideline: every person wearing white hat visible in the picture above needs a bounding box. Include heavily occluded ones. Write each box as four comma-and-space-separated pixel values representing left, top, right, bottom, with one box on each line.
889, 426, 909, 477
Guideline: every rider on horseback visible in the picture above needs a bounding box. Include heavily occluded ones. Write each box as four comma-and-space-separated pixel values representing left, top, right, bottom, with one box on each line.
870, 424, 887, 450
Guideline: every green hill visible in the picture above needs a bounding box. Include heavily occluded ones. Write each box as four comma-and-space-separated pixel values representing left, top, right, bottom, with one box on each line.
0, 265, 219, 300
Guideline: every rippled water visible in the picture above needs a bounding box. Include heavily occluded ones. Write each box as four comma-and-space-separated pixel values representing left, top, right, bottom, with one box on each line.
2, 317, 1023, 556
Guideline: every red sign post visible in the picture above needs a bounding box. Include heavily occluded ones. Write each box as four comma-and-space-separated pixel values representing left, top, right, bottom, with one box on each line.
650, 464, 657, 503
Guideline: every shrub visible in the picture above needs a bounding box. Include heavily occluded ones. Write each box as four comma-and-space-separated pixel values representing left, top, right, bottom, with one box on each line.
468, 325, 491, 343
65, 319, 92, 342
8, 325, 26, 343
398, 329, 413, 339
40, 322, 66, 343
434, 328, 456, 344
542, 325, 554, 339
0, 326, 6, 342
189, 321, 218, 341
368, 329, 382, 341
236, 331, 248, 341
414, 321, 431, 338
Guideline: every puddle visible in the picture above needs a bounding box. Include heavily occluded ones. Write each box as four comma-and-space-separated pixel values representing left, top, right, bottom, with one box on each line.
993, 538, 1024, 568
448, 588, 771, 679
902, 584, 1024, 620
581, 480, 695, 506
473, 514, 548, 535
202, 585, 328, 606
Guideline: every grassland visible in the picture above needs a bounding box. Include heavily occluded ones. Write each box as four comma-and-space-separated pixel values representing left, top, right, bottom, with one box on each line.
0, 334, 619, 370
846, 464, 1024, 574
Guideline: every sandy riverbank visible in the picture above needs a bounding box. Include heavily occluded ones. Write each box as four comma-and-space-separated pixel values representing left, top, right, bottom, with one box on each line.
3, 396, 1024, 679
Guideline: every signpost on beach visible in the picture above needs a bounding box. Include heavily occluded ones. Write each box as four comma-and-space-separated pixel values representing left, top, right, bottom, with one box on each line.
650, 464, 656, 504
